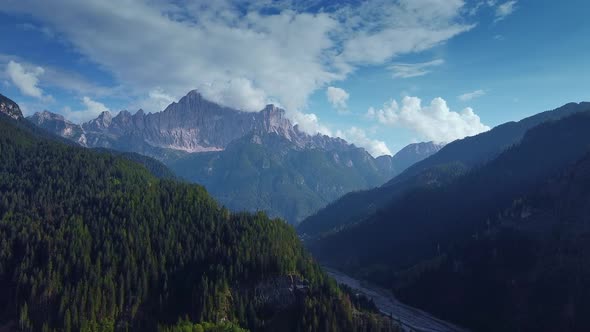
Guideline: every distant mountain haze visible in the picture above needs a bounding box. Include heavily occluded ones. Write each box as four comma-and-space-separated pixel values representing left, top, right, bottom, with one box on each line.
23, 90, 440, 224
169, 131, 436, 223
299, 101, 590, 236
307, 105, 590, 332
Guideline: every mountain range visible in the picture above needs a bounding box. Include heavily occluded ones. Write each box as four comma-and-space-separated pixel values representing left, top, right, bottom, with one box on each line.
299, 101, 590, 236
7, 87, 590, 331
0, 93, 395, 332
304, 101, 590, 332
27, 90, 441, 223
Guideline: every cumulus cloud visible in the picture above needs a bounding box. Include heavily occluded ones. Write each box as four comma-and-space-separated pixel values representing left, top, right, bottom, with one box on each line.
336, 127, 392, 157
0, 0, 474, 133
367, 96, 490, 143
143, 88, 176, 113
62, 96, 110, 123
5, 60, 50, 99
458, 89, 486, 101
0, 54, 116, 98
199, 78, 268, 112
495, 1, 517, 22
291, 111, 332, 136
389, 59, 444, 78
326, 86, 349, 112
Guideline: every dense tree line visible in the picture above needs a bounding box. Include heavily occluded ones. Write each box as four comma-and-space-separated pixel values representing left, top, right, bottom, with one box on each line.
310, 111, 590, 331
299, 102, 590, 238
395, 151, 590, 331
169, 131, 396, 225
158, 319, 247, 332
0, 114, 394, 332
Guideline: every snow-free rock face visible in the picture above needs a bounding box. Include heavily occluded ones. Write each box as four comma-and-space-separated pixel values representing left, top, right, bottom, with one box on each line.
28, 111, 87, 145
83, 111, 113, 132
374, 142, 444, 176
23, 90, 442, 224
25, 90, 354, 161
0, 94, 24, 120
40, 90, 348, 156
391, 142, 445, 172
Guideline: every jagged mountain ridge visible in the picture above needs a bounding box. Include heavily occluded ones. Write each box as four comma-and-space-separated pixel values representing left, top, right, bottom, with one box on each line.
0, 96, 395, 332
308, 108, 590, 332
169, 130, 417, 223
29, 90, 352, 157
375, 142, 444, 175
299, 101, 590, 236
24, 90, 442, 223
0, 93, 23, 120
28, 110, 87, 145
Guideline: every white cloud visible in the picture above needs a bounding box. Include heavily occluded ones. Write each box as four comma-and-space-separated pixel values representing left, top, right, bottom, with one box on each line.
5, 60, 50, 100
495, 1, 517, 22
336, 127, 392, 157
389, 59, 444, 78
291, 111, 332, 136
199, 78, 268, 112
0, 54, 116, 98
19, 22, 55, 39
62, 96, 110, 123
367, 96, 490, 143
458, 89, 486, 101
135, 87, 176, 113
326, 86, 349, 112
0, 0, 474, 129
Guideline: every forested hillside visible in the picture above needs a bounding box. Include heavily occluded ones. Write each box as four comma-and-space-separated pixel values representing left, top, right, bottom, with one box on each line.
299, 102, 590, 237
309, 111, 590, 331
0, 111, 395, 332
395, 150, 590, 331
28, 91, 412, 225
170, 131, 397, 224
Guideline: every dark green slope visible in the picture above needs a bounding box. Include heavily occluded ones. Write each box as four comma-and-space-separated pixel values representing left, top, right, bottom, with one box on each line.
91, 148, 176, 180
0, 114, 394, 332
299, 102, 590, 237
394, 151, 590, 332
170, 132, 395, 224
385, 101, 590, 187
309, 111, 590, 331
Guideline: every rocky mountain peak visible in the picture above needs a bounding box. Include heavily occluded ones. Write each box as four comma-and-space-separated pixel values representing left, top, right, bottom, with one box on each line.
32, 90, 366, 158
83, 111, 112, 131
261, 104, 284, 115
0, 93, 24, 120
185, 89, 202, 99
27, 109, 87, 145
97, 110, 113, 123
258, 104, 294, 137
31, 110, 66, 123
167, 90, 209, 109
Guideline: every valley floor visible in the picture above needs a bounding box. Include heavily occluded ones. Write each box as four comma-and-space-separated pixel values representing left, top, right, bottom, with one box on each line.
324, 267, 468, 332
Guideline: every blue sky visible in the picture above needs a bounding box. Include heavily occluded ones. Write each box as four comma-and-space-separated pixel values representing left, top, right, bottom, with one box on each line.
1, 0, 589, 156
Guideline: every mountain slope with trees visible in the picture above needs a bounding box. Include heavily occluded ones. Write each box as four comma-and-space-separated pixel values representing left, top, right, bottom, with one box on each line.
27, 91, 440, 225
0, 95, 396, 332
308, 109, 590, 331
169, 131, 413, 224
299, 102, 590, 237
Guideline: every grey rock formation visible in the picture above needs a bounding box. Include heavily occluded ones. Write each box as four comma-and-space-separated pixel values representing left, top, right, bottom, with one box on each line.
28, 111, 87, 145
0, 94, 23, 120
25, 90, 440, 223
31, 90, 352, 160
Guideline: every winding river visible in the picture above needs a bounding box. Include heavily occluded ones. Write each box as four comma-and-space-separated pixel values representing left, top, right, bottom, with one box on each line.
324, 267, 469, 332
